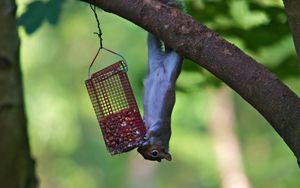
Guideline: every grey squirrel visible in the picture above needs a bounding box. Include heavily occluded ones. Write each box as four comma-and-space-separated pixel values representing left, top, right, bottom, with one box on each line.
138, 0, 184, 162
137, 0, 184, 162
138, 33, 183, 162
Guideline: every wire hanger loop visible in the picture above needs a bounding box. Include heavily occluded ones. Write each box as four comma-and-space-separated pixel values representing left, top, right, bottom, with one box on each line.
88, 4, 128, 79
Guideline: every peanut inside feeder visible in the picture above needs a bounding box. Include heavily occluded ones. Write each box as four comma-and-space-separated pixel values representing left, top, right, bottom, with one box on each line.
85, 61, 146, 155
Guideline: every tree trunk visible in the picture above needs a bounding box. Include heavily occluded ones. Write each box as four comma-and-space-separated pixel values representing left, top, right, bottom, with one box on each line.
208, 87, 251, 188
129, 155, 157, 188
0, 0, 37, 187
82, 0, 300, 165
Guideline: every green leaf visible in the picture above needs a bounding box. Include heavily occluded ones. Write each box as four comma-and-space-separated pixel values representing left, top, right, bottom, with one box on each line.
46, 0, 64, 25
18, 1, 47, 34
18, 0, 64, 35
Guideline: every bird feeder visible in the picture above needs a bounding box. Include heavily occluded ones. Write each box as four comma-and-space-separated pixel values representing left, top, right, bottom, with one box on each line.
85, 52, 146, 155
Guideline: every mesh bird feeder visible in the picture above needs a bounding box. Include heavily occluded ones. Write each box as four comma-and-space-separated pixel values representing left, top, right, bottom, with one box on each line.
85, 48, 146, 155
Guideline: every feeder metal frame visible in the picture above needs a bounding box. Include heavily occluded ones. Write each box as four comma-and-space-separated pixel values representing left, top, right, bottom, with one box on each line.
85, 60, 146, 155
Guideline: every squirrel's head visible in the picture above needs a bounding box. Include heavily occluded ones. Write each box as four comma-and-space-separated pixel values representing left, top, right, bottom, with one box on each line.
137, 143, 172, 162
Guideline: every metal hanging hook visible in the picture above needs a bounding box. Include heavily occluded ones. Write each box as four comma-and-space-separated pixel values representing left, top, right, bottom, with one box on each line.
90, 4, 103, 48
88, 4, 128, 79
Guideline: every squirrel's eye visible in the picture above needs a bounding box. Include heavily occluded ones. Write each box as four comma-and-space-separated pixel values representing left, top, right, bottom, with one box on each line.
151, 150, 158, 157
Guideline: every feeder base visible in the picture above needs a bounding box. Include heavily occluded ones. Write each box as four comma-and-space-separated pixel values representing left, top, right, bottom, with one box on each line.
100, 107, 146, 155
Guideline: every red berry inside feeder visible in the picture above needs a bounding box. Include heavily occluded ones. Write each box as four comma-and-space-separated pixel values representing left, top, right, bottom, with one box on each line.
85, 61, 146, 155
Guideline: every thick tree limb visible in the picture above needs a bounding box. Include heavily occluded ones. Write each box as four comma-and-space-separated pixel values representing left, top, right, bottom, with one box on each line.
283, 0, 300, 68
82, 0, 300, 165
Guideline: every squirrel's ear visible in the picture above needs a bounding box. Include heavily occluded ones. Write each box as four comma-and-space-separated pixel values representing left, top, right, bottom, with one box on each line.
164, 152, 172, 161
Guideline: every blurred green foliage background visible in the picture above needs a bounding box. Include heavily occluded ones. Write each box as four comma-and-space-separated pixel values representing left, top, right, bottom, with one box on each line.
17, 0, 299, 187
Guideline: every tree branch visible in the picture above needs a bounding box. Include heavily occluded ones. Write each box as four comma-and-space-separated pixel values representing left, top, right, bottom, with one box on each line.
82, 0, 300, 165
283, 0, 300, 68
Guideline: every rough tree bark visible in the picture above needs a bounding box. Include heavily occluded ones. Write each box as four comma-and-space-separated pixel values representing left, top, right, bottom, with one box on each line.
0, 0, 37, 187
283, 0, 300, 67
82, 0, 300, 165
